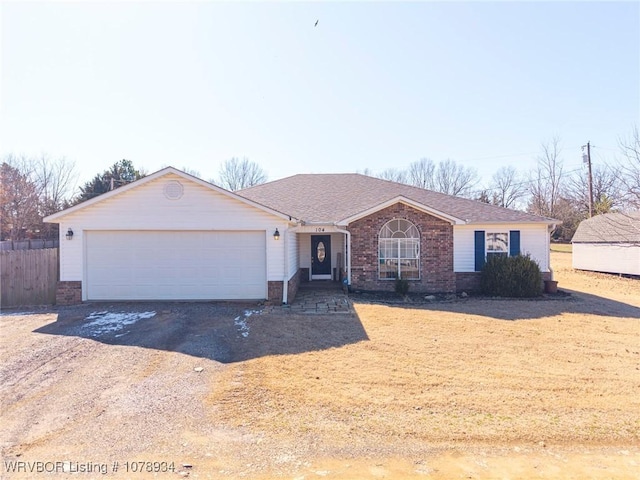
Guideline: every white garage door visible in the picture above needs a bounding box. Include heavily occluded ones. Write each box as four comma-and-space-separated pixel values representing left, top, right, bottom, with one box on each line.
86, 231, 266, 300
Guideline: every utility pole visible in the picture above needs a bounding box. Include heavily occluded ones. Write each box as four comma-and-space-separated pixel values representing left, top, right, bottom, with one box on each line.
582, 141, 594, 217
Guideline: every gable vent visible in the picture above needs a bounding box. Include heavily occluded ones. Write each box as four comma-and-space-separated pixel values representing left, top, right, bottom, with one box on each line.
163, 181, 184, 200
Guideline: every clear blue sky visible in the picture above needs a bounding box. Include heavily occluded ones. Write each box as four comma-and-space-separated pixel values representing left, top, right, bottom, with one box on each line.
1, 1, 638, 190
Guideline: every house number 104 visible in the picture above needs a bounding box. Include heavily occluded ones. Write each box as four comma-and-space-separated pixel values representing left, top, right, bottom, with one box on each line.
315, 228, 325, 232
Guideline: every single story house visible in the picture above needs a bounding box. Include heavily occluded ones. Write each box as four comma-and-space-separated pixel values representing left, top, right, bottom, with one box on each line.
45, 167, 558, 305
572, 211, 640, 276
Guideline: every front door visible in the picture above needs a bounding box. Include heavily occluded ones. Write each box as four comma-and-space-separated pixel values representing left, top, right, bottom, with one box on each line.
311, 235, 332, 279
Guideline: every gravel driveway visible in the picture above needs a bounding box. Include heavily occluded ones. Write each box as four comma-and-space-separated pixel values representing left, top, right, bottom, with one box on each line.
1, 302, 265, 478
0, 301, 367, 479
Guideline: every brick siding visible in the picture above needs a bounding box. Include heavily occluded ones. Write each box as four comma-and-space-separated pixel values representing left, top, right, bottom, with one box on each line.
267, 269, 303, 305
56, 281, 82, 305
347, 203, 455, 294
455, 272, 481, 293
266, 281, 283, 305
287, 268, 302, 304
455, 271, 554, 293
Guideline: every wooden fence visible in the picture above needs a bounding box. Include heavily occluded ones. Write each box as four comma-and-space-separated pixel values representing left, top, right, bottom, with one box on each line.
0, 248, 59, 307
0, 239, 59, 251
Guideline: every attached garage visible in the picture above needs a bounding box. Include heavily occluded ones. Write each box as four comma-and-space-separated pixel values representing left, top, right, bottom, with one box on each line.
85, 231, 267, 300
44, 168, 294, 304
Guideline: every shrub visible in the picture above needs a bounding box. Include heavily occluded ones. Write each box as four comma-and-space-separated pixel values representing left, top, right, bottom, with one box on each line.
395, 277, 410, 296
480, 254, 543, 298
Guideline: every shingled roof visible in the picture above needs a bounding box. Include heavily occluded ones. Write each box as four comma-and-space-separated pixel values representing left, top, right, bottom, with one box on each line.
572, 211, 640, 243
237, 173, 557, 225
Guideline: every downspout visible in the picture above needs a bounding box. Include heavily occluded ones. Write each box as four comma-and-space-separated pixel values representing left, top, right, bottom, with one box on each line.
334, 228, 351, 286
282, 226, 289, 305
548, 223, 556, 280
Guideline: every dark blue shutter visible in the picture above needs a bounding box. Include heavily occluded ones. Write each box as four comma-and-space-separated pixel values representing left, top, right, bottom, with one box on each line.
509, 230, 520, 256
474, 230, 485, 271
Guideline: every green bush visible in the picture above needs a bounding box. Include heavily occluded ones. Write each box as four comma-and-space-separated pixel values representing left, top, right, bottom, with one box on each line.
395, 277, 410, 296
480, 254, 543, 298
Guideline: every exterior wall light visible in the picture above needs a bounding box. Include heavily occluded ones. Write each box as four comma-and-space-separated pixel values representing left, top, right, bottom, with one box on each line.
66, 228, 74, 240
273, 228, 280, 241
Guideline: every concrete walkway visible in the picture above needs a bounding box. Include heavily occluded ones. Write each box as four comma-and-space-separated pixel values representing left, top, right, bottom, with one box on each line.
284, 281, 352, 314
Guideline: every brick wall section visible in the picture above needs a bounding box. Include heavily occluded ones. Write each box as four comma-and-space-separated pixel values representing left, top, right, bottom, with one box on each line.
287, 268, 302, 304
267, 269, 303, 305
455, 271, 554, 293
348, 203, 455, 294
455, 272, 481, 293
266, 281, 283, 305
300, 268, 310, 282
56, 281, 82, 305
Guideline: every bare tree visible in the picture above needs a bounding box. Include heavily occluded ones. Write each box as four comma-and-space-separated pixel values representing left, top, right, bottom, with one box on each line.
376, 168, 408, 184
618, 126, 640, 208
0, 160, 40, 240
566, 163, 622, 216
217, 157, 267, 191
407, 157, 478, 197
180, 166, 202, 179
1, 154, 79, 239
435, 159, 479, 197
32, 154, 77, 214
489, 165, 528, 209
528, 137, 566, 218
407, 158, 436, 190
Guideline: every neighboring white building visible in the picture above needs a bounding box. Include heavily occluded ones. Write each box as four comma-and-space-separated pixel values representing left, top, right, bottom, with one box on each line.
572, 212, 640, 276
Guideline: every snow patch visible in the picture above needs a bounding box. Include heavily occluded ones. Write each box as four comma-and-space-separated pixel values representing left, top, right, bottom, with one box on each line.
234, 316, 249, 338
83, 311, 156, 337
234, 309, 261, 338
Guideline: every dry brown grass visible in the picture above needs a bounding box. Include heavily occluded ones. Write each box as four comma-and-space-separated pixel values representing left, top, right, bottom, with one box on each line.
210, 251, 640, 464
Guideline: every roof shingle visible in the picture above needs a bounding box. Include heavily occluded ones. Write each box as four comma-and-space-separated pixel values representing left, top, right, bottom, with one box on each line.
238, 173, 557, 225
572, 211, 640, 243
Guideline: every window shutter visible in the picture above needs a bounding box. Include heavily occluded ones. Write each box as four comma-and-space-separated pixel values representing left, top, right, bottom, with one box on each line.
509, 230, 520, 256
474, 230, 485, 271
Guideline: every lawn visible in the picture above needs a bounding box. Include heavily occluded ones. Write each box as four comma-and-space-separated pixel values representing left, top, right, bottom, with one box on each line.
209, 251, 640, 477
550, 242, 572, 253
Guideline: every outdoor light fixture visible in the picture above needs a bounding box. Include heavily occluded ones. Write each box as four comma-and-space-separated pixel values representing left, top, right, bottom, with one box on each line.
66, 228, 74, 240
273, 228, 280, 241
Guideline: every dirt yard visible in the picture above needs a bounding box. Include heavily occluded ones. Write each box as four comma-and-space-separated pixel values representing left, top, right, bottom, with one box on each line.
1, 250, 639, 479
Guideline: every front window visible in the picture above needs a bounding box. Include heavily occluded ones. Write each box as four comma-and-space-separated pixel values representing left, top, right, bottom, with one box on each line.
379, 219, 420, 280
486, 232, 508, 259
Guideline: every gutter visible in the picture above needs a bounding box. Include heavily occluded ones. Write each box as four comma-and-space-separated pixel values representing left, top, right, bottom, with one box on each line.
334, 227, 352, 286
282, 226, 289, 305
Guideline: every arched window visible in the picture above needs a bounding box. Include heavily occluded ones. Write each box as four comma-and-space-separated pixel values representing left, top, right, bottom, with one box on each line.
379, 219, 420, 280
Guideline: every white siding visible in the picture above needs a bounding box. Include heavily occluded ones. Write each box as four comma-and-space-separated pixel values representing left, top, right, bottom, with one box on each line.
287, 229, 300, 279
454, 224, 551, 272
58, 173, 287, 284
299, 235, 311, 279
573, 244, 640, 276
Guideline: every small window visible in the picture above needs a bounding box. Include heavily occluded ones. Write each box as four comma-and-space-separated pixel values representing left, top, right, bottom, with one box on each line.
379, 219, 420, 280
317, 241, 326, 262
486, 232, 508, 259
